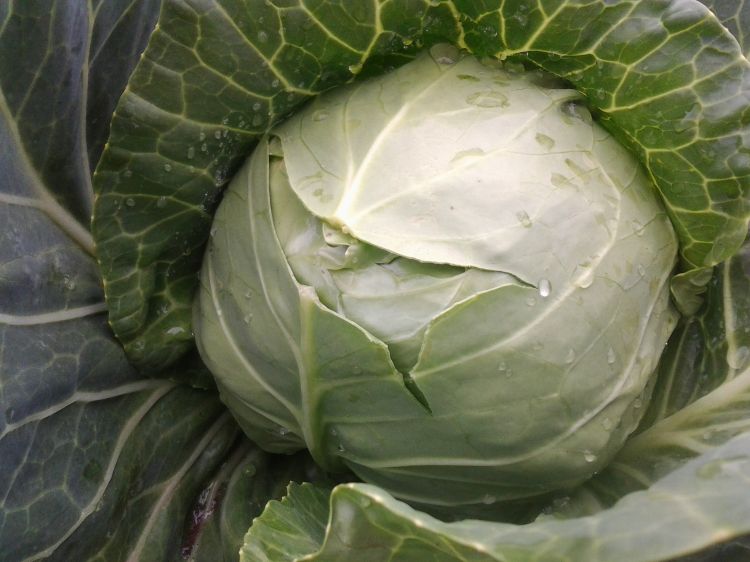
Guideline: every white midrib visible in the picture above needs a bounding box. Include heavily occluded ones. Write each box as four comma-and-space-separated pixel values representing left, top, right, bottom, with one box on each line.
78, 0, 95, 214
331, 61, 460, 224
722, 257, 741, 380
26, 383, 176, 562
0, 91, 95, 256
617, 362, 750, 458
0, 379, 166, 441
126, 412, 234, 562
0, 302, 107, 326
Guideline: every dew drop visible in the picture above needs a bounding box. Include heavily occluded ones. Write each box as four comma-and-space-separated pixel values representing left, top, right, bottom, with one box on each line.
535, 133, 555, 150
728, 345, 750, 369
525, 296, 536, 307
637, 264, 646, 277
695, 458, 749, 480
538, 278, 551, 298
214, 130, 222, 140
166, 326, 185, 336
561, 101, 593, 125
200, 143, 207, 152
257, 30, 269, 43
450, 147, 485, 163
125, 197, 136, 207
607, 347, 616, 365
565, 348, 576, 364
348, 63, 363, 74
516, 210, 532, 228
466, 91, 509, 108
252, 102, 262, 111
429, 43, 460, 65
573, 264, 594, 288
481, 494, 495, 505
163, 163, 172, 172
199, 132, 206, 141
633, 398, 643, 409
156, 196, 167, 208
312, 110, 329, 122
602, 418, 613, 431
243, 313, 253, 324
583, 450, 597, 463
279, 427, 289, 436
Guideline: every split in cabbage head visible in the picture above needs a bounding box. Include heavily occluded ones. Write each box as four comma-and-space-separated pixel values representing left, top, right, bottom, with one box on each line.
194, 46, 679, 512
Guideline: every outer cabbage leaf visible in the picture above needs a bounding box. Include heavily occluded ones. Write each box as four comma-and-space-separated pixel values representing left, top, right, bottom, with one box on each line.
0, 3, 243, 561
93, 0, 750, 371
243, 432, 750, 562
181, 447, 323, 562
699, 0, 750, 56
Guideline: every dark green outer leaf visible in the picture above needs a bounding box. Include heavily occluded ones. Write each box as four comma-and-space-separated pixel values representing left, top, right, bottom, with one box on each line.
0, 2, 243, 561
183, 447, 324, 562
699, 0, 750, 56
93, 0, 750, 372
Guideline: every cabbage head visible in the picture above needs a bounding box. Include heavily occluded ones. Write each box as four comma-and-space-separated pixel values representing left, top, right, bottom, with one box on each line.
9, 1, 750, 561
194, 47, 679, 509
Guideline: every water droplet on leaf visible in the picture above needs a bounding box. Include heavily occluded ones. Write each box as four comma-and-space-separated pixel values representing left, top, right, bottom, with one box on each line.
538, 279, 551, 298
466, 91, 509, 108
728, 345, 750, 370
565, 348, 576, 364
535, 133, 555, 150
429, 43, 460, 65
312, 110, 329, 122
516, 210, 532, 228
607, 347, 616, 365
573, 265, 594, 288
